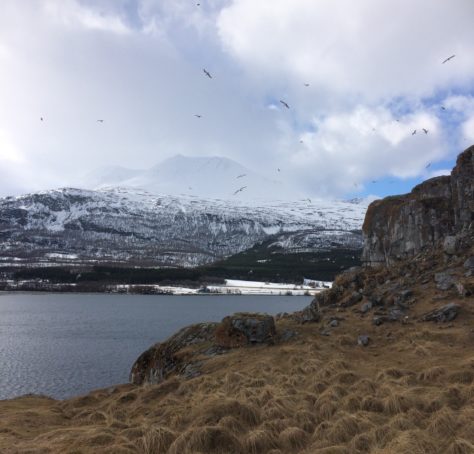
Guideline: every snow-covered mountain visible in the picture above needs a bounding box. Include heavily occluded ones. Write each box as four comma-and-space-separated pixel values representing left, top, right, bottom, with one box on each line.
0, 187, 369, 268
82, 155, 301, 201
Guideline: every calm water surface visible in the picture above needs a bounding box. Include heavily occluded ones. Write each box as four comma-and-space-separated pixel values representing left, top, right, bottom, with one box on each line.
0, 293, 310, 400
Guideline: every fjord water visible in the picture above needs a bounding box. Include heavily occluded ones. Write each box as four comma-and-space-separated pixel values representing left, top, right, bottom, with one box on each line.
0, 293, 311, 400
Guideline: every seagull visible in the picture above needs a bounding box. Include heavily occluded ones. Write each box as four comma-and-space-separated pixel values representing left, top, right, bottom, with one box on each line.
372, 180, 377, 183
236, 174, 246, 179
422, 128, 428, 134
426, 163, 431, 169
277, 168, 281, 172
304, 83, 310, 87
40, 117, 43, 121
233, 186, 247, 195
442, 54, 455, 64
194, 114, 202, 118
299, 140, 304, 144
203, 68, 212, 78
97, 119, 104, 123
441, 106, 446, 111
279, 100, 290, 109
412, 129, 417, 135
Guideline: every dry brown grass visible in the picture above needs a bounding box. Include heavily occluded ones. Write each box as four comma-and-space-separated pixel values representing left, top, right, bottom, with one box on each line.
1, 262, 474, 454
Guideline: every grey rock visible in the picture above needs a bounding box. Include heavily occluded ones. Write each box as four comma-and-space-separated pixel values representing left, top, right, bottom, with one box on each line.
130, 322, 218, 385
420, 303, 460, 323
362, 146, 473, 267
299, 298, 321, 323
329, 319, 339, 328
280, 329, 298, 342
399, 289, 414, 301
217, 313, 276, 346
360, 301, 373, 314
341, 291, 363, 308
443, 235, 458, 255
357, 335, 370, 346
464, 257, 474, 270
435, 272, 455, 291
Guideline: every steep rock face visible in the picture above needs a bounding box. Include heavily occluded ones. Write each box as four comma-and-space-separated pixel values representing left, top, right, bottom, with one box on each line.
362, 146, 473, 266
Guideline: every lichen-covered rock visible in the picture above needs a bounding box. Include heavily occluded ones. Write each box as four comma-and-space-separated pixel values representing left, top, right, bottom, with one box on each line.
130, 322, 218, 385
214, 313, 276, 348
362, 146, 473, 266
435, 271, 455, 291
419, 303, 460, 323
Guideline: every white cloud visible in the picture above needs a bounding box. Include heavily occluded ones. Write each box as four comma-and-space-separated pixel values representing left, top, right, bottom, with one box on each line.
0, 0, 472, 198
286, 106, 445, 195
217, 0, 474, 100
43, 0, 131, 34
0, 130, 24, 164
462, 116, 474, 142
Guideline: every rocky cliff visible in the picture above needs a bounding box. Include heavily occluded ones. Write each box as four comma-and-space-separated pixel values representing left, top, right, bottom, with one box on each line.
362, 146, 473, 266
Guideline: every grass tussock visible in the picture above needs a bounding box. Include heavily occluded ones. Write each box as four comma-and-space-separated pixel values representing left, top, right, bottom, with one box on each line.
168, 426, 243, 454
139, 426, 176, 454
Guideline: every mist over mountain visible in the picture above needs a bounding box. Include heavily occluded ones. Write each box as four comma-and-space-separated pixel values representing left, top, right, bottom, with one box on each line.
81, 155, 302, 201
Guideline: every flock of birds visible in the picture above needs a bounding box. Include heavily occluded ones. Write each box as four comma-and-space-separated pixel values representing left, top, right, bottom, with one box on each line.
39, 54, 458, 198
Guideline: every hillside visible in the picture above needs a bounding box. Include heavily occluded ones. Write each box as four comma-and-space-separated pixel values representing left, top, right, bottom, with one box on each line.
0, 188, 366, 269
0, 146, 472, 454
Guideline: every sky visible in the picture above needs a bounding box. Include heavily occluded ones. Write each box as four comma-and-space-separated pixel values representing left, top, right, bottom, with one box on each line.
0, 0, 473, 199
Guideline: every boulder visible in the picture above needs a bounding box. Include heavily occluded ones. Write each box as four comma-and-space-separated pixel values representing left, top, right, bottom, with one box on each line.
130, 322, 218, 385
443, 236, 458, 255
340, 291, 363, 308
464, 257, 474, 270
435, 272, 455, 291
299, 298, 321, 323
419, 303, 460, 323
214, 313, 276, 348
357, 335, 370, 346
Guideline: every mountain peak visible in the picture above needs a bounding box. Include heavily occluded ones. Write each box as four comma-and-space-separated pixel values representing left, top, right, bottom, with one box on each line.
82, 155, 300, 201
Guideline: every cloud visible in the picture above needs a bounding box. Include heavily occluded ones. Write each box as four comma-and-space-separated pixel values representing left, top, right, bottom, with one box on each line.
286, 106, 445, 195
0, 0, 472, 199
43, 0, 132, 34
462, 116, 474, 142
217, 0, 474, 100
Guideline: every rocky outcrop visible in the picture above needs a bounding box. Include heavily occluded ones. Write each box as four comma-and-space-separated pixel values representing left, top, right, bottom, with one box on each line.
130, 313, 276, 385
362, 146, 474, 266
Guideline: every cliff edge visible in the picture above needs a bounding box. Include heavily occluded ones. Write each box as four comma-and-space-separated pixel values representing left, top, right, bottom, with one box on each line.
362, 145, 473, 266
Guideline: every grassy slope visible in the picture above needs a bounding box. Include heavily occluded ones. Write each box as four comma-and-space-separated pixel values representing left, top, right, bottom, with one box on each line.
1, 251, 474, 453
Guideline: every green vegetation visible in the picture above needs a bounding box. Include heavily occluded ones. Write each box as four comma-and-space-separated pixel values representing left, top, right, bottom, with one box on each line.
7, 244, 361, 287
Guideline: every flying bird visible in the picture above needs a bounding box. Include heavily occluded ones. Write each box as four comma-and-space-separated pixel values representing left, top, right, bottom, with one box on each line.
412, 129, 417, 135
236, 174, 246, 179
194, 114, 202, 118
304, 83, 310, 87
277, 168, 281, 172
426, 163, 431, 169
97, 119, 104, 123
203, 68, 212, 78
372, 180, 377, 183
441, 106, 446, 111
299, 140, 304, 144
233, 186, 247, 195
40, 117, 43, 121
422, 128, 428, 134
442, 55, 455, 64
279, 100, 290, 109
